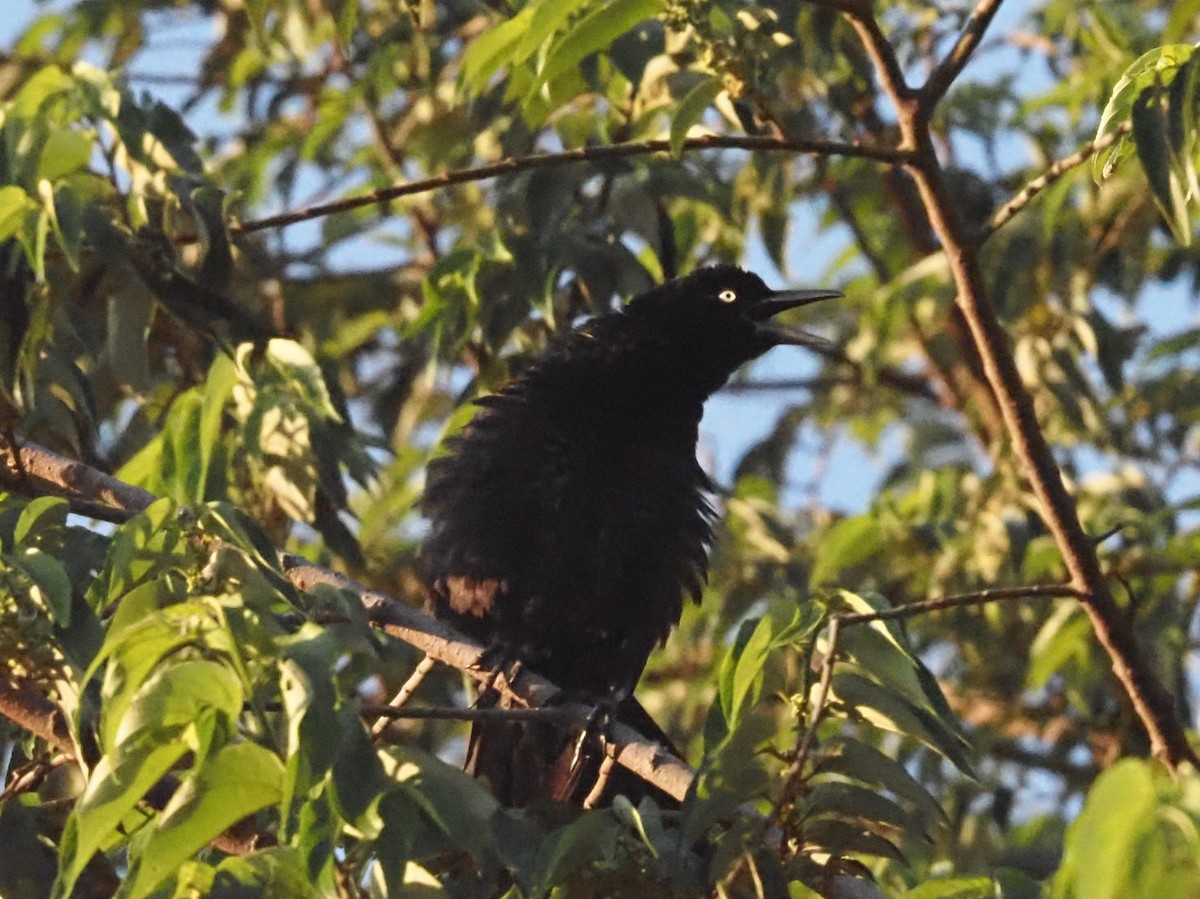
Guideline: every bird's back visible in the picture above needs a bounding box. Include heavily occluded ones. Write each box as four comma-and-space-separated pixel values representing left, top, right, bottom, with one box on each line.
421, 331, 716, 697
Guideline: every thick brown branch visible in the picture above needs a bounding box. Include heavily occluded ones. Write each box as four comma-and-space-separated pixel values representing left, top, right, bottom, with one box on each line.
984, 122, 1133, 239
907, 156, 1194, 766
0, 679, 74, 759
920, 0, 1007, 109
0, 435, 156, 515
0, 436, 697, 801
232, 135, 911, 236
827, 1, 1197, 768
283, 557, 696, 801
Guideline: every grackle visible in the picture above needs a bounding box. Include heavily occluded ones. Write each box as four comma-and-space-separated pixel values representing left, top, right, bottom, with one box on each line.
421, 265, 838, 805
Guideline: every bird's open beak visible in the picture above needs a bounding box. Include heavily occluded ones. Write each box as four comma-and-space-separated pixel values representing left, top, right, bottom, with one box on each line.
749, 287, 841, 348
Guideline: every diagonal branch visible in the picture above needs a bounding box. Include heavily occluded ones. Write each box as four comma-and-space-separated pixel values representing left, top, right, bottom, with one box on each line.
920, 0, 1007, 110
837, 584, 1084, 625
812, 0, 914, 110
822, 0, 1198, 769
983, 122, 1133, 239
230, 135, 911, 236
0, 434, 697, 802
0, 678, 74, 759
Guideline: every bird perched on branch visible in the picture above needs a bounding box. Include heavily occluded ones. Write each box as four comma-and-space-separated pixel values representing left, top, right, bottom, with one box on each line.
421, 265, 838, 806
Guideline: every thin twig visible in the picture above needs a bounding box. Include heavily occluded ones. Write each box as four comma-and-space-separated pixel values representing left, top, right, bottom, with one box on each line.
788, 617, 841, 793
921, 0, 1007, 109
370, 656, 438, 737
0, 753, 71, 805
837, 584, 1084, 625
582, 742, 620, 810
728, 345, 941, 401
983, 122, 1133, 239
725, 617, 842, 892
363, 703, 579, 723
230, 135, 911, 237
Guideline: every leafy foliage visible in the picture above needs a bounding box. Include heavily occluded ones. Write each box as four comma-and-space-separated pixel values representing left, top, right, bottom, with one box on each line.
0, 0, 1198, 896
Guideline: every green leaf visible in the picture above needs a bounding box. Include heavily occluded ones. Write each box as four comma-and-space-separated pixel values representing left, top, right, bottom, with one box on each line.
18, 206, 50, 281
831, 670, 975, 775
0, 801, 57, 897
13, 495, 69, 544
199, 354, 239, 499
212, 848, 324, 898
122, 742, 285, 899
905, 877, 998, 899
717, 603, 822, 733
669, 77, 722, 158
531, 811, 623, 895
803, 818, 902, 861
47, 183, 85, 270
10, 65, 73, 118
834, 592, 964, 743
1053, 760, 1200, 899
810, 515, 884, 587
0, 186, 33, 242
12, 547, 73, 626
91, 606, 221, 754
53, 740, 191, 899
331, 709, 389, 825
114, 658, 244, 753
164, 390, 206, 503
37, 129, 93, 183
533, 0, 664, 93
1026, 603, 1091, 690
332, 0, 359, 52
813, 738, 946, 825
804, 780, 912, 833
514, 0, 588, 67
382, 745, 501, 865
459, 4, 541, 94
1131, 83, 1193, 244
1094, 44, 1195, 182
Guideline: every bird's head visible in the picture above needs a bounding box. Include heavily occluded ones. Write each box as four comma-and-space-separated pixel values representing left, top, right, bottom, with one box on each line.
625, 264, 840, 373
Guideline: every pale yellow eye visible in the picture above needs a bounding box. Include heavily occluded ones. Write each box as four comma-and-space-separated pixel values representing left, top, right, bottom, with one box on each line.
718, 289, 737, 303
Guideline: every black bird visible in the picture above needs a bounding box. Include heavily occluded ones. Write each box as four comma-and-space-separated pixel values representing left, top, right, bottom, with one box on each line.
421, 265, 838, 805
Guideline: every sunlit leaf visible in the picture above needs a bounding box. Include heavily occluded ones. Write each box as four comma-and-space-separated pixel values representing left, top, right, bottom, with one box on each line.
122, 742, 285, 899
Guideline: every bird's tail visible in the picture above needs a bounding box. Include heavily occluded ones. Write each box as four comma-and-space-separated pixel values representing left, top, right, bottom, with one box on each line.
465, 695, 682, 808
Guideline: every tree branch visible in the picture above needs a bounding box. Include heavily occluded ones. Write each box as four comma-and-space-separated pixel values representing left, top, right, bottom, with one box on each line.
0, 435, 156, 515
230, 135, 911, 236
825, 0, 1197, 768
0, 678, 74, 759
0, 434, 698, 803
365, 704, 580, 724
837, 584, 1083, 625
369, 656, 438, 737
283, 557, 696, 801
814, 0, 914, 111
920, 0, 1007, 110
983, 122, 1133, 239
